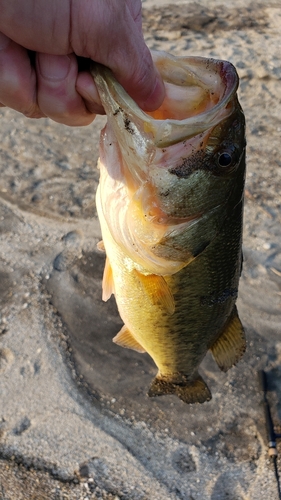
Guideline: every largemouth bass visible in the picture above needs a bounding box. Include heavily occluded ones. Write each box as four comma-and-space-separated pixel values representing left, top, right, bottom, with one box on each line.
92, 51, 246, 404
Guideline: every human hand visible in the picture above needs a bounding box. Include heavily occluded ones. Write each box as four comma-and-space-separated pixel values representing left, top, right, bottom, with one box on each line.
0, 0, 164, 126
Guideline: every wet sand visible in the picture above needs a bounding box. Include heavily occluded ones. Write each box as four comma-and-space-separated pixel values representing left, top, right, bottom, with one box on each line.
1, 1, 281, 499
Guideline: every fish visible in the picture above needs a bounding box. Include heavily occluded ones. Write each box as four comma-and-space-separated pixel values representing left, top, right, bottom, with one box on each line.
92, 51, 246, 404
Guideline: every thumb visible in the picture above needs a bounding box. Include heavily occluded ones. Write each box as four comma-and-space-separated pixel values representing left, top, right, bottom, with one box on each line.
72, 0, 165, 111
115, 45, 165, 112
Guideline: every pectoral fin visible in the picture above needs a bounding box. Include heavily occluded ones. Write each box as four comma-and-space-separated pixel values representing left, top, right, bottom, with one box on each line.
148, 373, 211, 404
113, 325, 146, 353
97, 240, 105, 252
102, 257, 114, 302
210, 307, 246, 372
134, 271, 175, 315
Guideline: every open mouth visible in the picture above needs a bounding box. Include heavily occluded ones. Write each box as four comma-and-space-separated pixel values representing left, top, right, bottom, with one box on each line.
144, 53, 239, 146
93, 52, 239, 149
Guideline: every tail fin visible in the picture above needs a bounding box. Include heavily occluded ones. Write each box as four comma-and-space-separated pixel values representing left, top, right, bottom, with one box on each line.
148, 373, 211, 404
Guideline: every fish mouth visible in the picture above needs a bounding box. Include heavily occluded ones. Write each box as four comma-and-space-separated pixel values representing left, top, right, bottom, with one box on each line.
92, 51, 239, 148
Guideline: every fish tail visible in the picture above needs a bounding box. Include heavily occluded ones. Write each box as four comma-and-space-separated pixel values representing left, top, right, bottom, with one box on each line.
148, 373, 211, 404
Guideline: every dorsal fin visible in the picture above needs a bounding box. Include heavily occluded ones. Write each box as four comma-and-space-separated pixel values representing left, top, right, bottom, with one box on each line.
113, 325, 146, 353
102, 257, 114, 302
134, 271, 175, 315
210, 306, 246, 372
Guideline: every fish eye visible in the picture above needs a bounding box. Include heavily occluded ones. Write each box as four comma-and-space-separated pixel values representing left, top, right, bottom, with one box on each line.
218, 152, 232, 167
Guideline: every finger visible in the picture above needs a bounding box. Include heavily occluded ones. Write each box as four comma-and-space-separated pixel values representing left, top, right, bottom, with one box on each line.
71, 0, 165, 111
36, 52, 97, 126
117, 49, 165, 112
0, 31, 43, 118
0, 0, 71, 54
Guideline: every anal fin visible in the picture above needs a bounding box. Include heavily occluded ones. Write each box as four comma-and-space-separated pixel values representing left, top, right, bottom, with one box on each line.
210, 306, 246, 372
148, 373, 211, 404
113, 325, 146, 353
134, 271, 175, 315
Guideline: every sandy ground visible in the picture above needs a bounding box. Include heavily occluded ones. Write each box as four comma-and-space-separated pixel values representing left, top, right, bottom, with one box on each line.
0, 1, 281, 499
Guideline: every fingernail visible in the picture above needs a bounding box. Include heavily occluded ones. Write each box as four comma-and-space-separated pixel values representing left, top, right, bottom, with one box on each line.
39, 54, 71, 80
0, 32, 10, 50
142, 72, 165, 111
